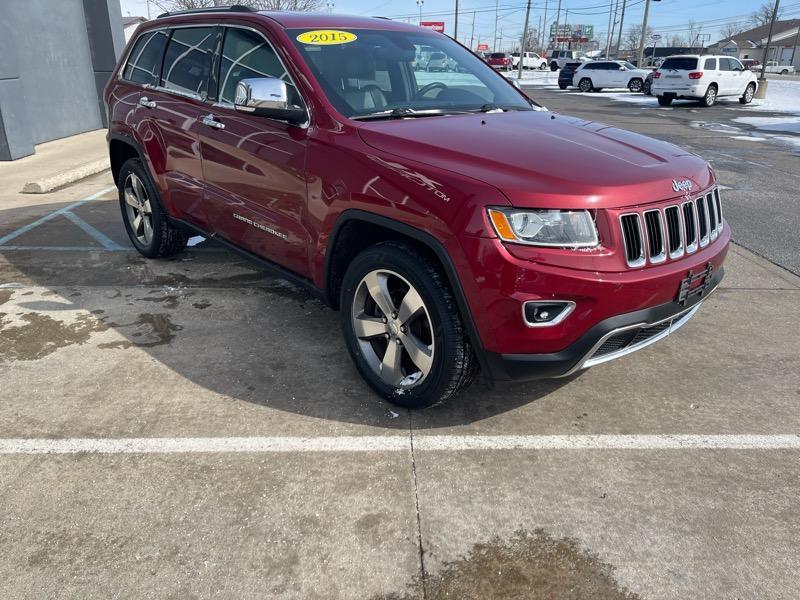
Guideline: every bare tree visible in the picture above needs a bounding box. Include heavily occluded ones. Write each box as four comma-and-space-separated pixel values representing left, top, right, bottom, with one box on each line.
667, 34, 686, 47
719, 22, 744, 40
624, 24, 653, 52
152, 0, 324, 12
749, 1, 783, 27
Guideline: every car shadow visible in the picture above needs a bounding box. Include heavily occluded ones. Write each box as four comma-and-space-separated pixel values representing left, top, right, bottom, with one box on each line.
0, 197, 580, 431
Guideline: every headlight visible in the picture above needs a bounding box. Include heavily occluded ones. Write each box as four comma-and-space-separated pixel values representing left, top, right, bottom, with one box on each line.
487, 208, 599, 248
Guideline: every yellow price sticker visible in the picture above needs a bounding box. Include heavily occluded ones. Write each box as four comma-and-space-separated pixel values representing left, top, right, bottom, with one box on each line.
296, 30, 357, 45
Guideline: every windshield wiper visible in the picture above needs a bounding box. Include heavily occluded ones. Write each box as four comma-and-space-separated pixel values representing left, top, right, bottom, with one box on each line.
351, 108, 471, 121
475, 104, 534, 113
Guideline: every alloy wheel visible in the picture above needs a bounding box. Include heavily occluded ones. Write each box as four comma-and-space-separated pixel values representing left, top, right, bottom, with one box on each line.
351, 269, 434, 389
744, 85, 755, 102
123, 173, 154, 246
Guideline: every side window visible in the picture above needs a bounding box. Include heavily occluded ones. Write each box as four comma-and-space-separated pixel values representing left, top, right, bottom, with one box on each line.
704, 58, 717, 70
218, 27, 300, 106
718, 58, 734, 71
730, 59, 744, 70
123, 30, 169, 86
161, 27, 218, 97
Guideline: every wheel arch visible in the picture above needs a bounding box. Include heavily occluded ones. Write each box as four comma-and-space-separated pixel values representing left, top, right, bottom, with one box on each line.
108, 133, 143, 184
323, 210, 491, 381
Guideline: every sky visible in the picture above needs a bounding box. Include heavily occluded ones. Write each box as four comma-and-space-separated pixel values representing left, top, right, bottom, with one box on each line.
119, 0, 800, 50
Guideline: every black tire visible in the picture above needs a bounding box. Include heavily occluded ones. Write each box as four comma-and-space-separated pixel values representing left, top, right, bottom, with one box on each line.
740, 82, 756, 104
578, 78, 593, 92
701, 84, 717, 107
781, 69, 788, 75
657, 95, 673, 106
559, 83, 568, 90
643, 79, 652, 95
628, 78, 643, 93
117, 158, 187, 258
339, 242, 477, 409
550, 62, 558, 71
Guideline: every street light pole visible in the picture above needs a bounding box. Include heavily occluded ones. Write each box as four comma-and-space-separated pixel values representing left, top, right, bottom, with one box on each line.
541, 0, 549, 54
759, 0, 781, 82
493, 0, 499, 51
416, 0, 424, 24
518, 0, 532, 80
605, 0, 614, 58
553, 0, 562, 55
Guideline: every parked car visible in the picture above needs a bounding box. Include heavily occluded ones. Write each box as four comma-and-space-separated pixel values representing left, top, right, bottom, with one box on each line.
741, 58, 760, 72
573, 60, 650, 92
549, 50, 586, 71
762, 61, 796, 75
652, 55, 758, 106
487, 52, 514, 71
105, 7, 730, 408
512, 51, 548, 70
558, 61, 583, 89
423, 52, 449, 72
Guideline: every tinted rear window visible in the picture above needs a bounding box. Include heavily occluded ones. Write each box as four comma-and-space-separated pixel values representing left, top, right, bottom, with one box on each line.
123, 30, 169, 86
161, 27, 218, 97
490, 53, 506, 59
661, 57, 698, 71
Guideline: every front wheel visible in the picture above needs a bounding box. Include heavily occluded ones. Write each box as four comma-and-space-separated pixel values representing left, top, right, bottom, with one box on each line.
340, 242, 477, 408
740, 82, 756, 104
117, 158, 187, 258
628, 78, 643, 93
578, 78, 593, 92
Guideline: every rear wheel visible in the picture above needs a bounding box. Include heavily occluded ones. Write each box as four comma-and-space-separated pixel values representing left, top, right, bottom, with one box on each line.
540, 62, 547, 70
701, 84, 717, 107
578, 78, 593, 92
657, 95, 673, 106
628, 78, 643, 92
559, 83, 568, 90
118, 158, 187, 258
643, 78, 652, 95
340, 242, 477, 408
781, 69, 789, 75
550, 62, 558, 71
740, 82, 756, 104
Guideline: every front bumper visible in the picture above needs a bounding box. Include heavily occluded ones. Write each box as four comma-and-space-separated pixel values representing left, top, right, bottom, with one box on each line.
483, 265, 723, 381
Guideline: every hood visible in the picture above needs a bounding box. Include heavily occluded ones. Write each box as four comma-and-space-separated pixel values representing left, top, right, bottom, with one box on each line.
357, 111, 714, 209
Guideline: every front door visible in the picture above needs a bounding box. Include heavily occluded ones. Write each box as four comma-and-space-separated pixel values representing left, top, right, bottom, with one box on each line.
198, 25, 311, 277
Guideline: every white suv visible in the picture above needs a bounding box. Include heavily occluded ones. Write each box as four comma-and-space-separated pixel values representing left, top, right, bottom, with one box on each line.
512, 51, 548, 70
651, 55, 758, 107
572, 60, 651, 92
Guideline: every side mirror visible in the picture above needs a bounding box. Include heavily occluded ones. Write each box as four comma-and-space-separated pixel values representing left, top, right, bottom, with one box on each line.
234, 77, 306, 125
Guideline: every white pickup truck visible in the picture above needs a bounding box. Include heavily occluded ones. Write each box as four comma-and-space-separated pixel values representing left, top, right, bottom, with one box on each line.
763, 61, 796, 75
511, 51, 548, 70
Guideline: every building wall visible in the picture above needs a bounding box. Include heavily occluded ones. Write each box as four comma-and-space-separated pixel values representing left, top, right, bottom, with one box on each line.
0, 0, 124, 160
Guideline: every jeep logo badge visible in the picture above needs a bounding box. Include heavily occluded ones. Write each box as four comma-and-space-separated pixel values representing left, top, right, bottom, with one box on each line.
672, 179, 693, 193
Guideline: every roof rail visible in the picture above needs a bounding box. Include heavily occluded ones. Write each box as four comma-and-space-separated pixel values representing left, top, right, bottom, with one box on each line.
156, 4, 254, 19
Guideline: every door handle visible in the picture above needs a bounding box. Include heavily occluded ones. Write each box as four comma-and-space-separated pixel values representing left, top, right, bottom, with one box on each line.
201, 114, 225, 130
138, 96, 157, 109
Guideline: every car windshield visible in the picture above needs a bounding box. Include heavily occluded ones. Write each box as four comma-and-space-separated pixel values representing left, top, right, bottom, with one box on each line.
288, 29, 532, 119
661, 57, 698, 71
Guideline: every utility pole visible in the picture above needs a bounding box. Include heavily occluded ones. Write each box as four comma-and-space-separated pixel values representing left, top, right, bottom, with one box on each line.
615, 0, 627, 58
562, 9, 569, 50
537, 15, 543, 53
146, 0, 151, 19
637, 0, 660, 67
605, 0, 614, 58
470, 11, 476, 49
494, 0, 499, 51
553, 0, 562, 55
454, 0, 459, 41
757, 0, 780, 97
518, 0, 532, 79
541, 0, 549, 53
608, 0, 619, 58
789, 19, 800, 67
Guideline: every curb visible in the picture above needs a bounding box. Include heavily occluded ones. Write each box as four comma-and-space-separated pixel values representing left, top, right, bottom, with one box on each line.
21, 158, 110, 194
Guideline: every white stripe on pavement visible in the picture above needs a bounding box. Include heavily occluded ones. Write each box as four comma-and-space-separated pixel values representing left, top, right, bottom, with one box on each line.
0, 434, 799, 455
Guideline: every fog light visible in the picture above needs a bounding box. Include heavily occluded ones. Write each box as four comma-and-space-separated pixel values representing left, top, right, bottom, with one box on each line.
523, 301, 575, 327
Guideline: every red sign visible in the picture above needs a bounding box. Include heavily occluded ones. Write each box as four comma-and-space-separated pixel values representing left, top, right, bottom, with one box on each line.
477, 43, 489, 51
420, 21, 445, 33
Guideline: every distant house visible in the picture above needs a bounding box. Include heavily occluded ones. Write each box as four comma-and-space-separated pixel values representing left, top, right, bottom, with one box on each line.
123, 16, 147, 42
708, 19, 800, 68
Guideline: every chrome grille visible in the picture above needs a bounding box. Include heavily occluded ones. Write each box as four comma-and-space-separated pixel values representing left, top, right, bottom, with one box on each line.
618, 187, 722, 268
643, 210, 666, 263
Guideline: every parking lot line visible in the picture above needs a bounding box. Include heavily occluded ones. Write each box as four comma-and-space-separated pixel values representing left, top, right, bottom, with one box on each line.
1, 434, 799, 455
0, 185, 117, 247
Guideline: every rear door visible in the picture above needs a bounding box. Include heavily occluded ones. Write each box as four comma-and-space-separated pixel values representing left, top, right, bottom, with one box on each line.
150, 26, 221, 229
197, 25, 311, 276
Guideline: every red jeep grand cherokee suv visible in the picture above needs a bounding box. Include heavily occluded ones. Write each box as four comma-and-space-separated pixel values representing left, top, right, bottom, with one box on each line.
104, 7, 729, 408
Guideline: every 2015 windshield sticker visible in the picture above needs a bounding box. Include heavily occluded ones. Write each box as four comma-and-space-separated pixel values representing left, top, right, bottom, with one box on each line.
296, 30, 357, 45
